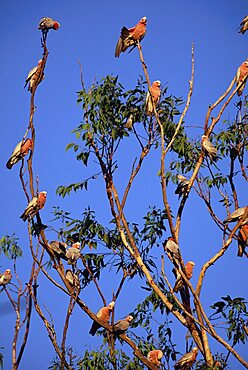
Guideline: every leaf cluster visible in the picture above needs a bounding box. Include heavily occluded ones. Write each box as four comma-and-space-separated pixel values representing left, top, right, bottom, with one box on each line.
0, 234, 22, 260
210, 295, 248, 346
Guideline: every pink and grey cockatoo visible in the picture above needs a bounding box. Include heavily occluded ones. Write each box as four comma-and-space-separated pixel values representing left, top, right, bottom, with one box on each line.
223, 206, 248, 225
174, 347, 198, 370
201, 135, 218, 161
212, 361, 222, 370
113, 315, 133, 335
6, 138, 33, 169
236, 60, 248, 96
0, 269, 12, 286
147, 350, 163, 366
65, 269, 80, 289
124, 105, 139, 130
173, 261, 195, 293
239, 16, 248, 34
237, 224, 248, 257
124, 114, 134, 130
66, 242, 81, 264
146, 80, 161, 116
115, 17, 147, 57
164, 237, 180, 264
20, 191, 47, 221
24, 59, 44, 93
175, 174, 190, 198
49, 240, 67, 260
38, 17, 60, 34
89, 301, 115, 336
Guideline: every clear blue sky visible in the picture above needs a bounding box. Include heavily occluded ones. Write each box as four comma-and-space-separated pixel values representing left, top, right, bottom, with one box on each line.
0, 1, 247, 369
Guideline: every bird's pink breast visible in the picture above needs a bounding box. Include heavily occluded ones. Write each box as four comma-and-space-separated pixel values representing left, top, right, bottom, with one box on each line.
131, 23, 146, 40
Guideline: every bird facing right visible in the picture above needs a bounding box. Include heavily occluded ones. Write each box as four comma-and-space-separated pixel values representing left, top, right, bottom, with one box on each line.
115, 17, 147, 57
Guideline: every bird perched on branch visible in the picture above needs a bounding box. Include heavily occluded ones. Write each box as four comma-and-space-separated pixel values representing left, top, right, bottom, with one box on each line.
173, 261, 195, 293
146, 80, 161, 116
124, 114, 134, 130
147, 350, 163, 367
236, 60, 248, 96
201, 135, 218, 161
24, 59, 44, 93
89, 301, 115, 336
237, 224, 248, 257
66, 242, 81, 264
164, 237, 180, 264
20, 191, 47, 221
0, 269, 12, 286
38, 17, 60, 36
174, 347, 198, 370
49, 240, 68, 260
65, 269, 80, 290
115, 16, 147, 57
124, 105, 140, 130
113, 315, 133, 335
239, 16, 248, 34
175, 175, 190, 198
6, 138, 33, 169
223, 206, 248, 225
213, 361, 223, 370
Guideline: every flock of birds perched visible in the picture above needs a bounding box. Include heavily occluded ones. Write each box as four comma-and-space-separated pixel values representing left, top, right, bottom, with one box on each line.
2, 15, 248, 370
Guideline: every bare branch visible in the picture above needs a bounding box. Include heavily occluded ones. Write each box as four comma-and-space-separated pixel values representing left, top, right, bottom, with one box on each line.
137, 41, 176, 238
80, 255, 106, 305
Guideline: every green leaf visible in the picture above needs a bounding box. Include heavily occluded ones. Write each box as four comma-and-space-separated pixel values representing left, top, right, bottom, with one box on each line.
65, 142, 75, 151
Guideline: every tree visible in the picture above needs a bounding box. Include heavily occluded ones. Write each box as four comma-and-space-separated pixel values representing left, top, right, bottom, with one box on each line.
1, 15, 248, 370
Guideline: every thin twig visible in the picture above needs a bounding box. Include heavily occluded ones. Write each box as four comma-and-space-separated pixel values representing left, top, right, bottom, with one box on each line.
137, 41, 176, 239
165, 44, 195, 158
81, 255, 106, 305
29, 282, 72, 370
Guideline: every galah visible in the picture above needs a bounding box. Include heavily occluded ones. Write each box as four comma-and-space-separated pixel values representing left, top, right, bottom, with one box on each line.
147, 350, 163, 366
24, 59, 44, 93
146, 80, 161, 116
236, 60, 248, 96
113, 315, 133, 335
164, 237, 180, 262
20, 191, 47, 221
185, 261, 195, 279
213, 361, 222, 370
115, 16, 147, 57
223, 206, 248, 225
49, 240, 67, 260
174, 347, 198, 370
6, 138, 33, 169
65, 269, 80, 289
173, 261, 195, 293
201, 135, 217, 161
38, 17, 60, 32
0, 269, 12, 286
238, 224, 248, 257
89, 301, 115, 336
124, 114, 133, 129
239, 16, 248, 34
66, 242, 81, 264
175, 175, 190, 198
